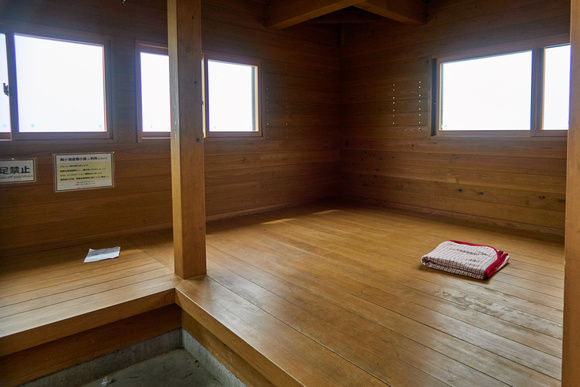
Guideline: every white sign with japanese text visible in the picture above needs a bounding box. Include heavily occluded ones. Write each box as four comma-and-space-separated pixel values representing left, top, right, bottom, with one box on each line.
55, 153, 114, 192
0, 159, 36, 183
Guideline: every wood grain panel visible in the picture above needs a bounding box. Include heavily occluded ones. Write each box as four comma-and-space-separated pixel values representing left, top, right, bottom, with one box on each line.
340, 4, 569, 238
342, 172, 565, 212
0, 238, 179, 357
0, 0, 341, 255
342, 150, 567, 175
341, 160, 566, 193
341, 0, 570, 64
186, 0, 340, 222
200, 203, 564, 385
342, 184, 565, 228
340, 1, 569, 246
0, 202, 565, 385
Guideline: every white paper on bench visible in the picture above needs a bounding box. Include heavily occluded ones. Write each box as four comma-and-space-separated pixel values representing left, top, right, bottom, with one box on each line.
84, 246, 121, 263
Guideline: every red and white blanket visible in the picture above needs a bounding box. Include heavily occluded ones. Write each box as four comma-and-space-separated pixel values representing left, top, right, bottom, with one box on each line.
421, 240, 509, 280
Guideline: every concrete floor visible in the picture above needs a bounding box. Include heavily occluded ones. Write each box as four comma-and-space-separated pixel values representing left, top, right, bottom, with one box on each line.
20, 329, 243, 387
81, 349, 223, 387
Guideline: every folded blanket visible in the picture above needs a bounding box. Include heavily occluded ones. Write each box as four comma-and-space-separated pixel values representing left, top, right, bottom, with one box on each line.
421, 240, 509, 280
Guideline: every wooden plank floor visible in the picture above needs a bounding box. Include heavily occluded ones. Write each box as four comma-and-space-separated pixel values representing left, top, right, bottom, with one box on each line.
0, 237, 179, 358
180, 201, 564, 386
0, 200, 564, 386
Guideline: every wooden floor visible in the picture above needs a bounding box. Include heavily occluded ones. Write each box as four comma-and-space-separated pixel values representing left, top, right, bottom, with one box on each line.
0, 201, 564, 386
197, 201, 564, 386
0, 237, 180, 385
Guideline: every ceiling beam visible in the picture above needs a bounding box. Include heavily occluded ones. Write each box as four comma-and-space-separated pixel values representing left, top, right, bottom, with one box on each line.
267, 0, 366, 29
356, 0, 426, 25
313, 8, 381, 24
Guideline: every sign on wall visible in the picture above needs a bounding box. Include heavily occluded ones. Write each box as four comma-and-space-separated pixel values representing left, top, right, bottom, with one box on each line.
54, 153, 114, 192
0, 159, 36, 184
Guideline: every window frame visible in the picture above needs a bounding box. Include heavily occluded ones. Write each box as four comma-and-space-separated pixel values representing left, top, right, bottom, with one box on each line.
202, 52, 263, 139
1, 25, 112, 141
136, 41, 171, 141
0, 29, 11, 140
433, 36, 570, 138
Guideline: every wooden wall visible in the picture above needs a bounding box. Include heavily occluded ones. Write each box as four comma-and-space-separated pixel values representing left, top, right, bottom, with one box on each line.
1, 0, 570, 256
340, 0, 570, 238
0, 0, 341, 256
201, 0, 341, 218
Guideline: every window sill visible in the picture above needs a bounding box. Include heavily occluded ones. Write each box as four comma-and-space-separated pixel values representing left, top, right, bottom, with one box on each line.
433, 130, 568, 139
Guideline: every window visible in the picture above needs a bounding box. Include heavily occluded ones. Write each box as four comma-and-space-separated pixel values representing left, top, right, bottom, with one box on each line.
136, 42, 170, 139
136, 49, 262, 140
440, 51, 532, 131
0, 29, 110, 140
203, 54, 261, 138
0, 33, 10, 137
543, 44, 571, 130
436, 42, 570, 136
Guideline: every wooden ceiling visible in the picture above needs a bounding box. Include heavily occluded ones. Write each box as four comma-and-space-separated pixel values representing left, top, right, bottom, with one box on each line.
266, 0, 427, 29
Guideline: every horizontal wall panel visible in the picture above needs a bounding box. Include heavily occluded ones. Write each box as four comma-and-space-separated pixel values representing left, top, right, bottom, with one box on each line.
341, 150, 567, 176
265, 101, 340, 116
265, 74, 340, 94
266, 125, 341, 140
0, 175, 171, 209
1, 208, 172, 253
206, 162, 340, 187
205, 138, 341, 155
342, 98, 428, 116
342, 76, 429, 104
342, 112, 427, 128
207, 182, 336, 217
202, 19, 339, 68
266, 87, 341, 104
341, 0, 569, 62
343, 172, 566, 212
340, 0, 569, 235
341, 126, 431, 140
342, 184, 565, 229
202, 0, 339, 46
264, 59, 340, 81
341, 163, 565, 194
0, 191, 173, 230
0, 0, 341, 254
343, 139, 567, 159
265, 114, 340, 128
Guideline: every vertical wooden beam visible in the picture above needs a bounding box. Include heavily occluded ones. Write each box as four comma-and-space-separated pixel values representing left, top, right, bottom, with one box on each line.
167, 0, 206, 278
563, 0, 580, 385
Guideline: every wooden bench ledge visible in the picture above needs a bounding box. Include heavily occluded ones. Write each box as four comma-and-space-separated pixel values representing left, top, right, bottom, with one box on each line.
0, 237, 180, 357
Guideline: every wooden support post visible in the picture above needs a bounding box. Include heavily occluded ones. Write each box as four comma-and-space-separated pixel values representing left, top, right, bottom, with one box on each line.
563, 0, 580, 385
167, 0, 206, 278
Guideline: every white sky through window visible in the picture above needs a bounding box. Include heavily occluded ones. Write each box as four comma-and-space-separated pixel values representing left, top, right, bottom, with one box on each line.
0, 34, 10, 133
441, 51, 532, 131
543, 44, 570, 130
207, 60, 256, 132
140, 52, 171, 132
15, 35, 106, 133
